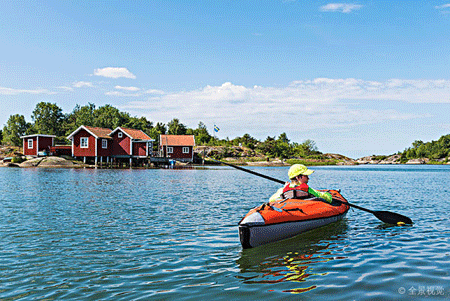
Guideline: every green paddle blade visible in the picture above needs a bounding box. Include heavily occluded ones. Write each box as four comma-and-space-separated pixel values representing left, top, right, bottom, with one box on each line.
373, 211, 413, 225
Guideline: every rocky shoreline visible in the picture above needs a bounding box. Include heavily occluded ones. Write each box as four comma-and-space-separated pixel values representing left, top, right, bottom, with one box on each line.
1, 145, 447, 168
0, 156, 86, 168
196, 146, 446, 166
355, 154, 440, 165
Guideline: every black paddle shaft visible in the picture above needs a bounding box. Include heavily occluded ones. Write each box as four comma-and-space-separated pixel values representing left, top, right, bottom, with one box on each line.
215, 159, 285, 184
212, 158, 413, 225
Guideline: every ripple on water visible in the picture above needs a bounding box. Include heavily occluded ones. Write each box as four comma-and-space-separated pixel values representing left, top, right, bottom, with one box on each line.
1, 166, 450, 300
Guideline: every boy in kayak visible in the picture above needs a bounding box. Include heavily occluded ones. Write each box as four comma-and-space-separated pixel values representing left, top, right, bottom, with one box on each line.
269, 164, 333, 203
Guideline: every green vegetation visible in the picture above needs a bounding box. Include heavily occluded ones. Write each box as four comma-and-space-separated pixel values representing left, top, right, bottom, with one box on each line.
401, 135, 450, 162
371, 155, 388, 161
2, 114, 30, 146
32, 102, 65, 136
11, 156, 25, 164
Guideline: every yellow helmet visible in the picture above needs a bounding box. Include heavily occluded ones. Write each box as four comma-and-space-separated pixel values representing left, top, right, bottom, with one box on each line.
288, 164, 314, 179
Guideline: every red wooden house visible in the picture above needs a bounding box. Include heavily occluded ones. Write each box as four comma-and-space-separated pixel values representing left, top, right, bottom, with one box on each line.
20, 134, 56, 157
159, 135, 195, 162
67, 125, 112, 163
67, 125, 154, 165
110, 127, 153, 158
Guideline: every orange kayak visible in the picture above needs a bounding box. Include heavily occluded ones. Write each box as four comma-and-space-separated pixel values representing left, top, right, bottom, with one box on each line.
238, 190, 350, 248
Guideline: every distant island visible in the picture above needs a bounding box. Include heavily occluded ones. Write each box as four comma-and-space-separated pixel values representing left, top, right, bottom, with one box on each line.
196, 146, 444, 166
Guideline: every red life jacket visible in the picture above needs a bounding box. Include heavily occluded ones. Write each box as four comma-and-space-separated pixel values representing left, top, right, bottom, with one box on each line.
281, 182, 311, 199
282, 182, 309, 193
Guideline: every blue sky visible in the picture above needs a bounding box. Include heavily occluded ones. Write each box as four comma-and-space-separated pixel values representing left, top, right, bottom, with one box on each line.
1, 1, 450, 158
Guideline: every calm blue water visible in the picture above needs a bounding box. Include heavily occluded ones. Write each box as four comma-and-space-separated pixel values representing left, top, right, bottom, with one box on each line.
1, 165, 449, 300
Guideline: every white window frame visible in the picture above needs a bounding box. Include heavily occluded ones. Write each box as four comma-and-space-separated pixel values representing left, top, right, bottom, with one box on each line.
102, 139, 108, 149
28, 139, 33, 149
80, 137, 89, 148
167, 146, 173, 154
182, 147, 189, 154
118, 132, 123, 138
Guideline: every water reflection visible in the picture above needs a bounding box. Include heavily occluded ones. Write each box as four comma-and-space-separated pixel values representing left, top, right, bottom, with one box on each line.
375, 223, 414, 230
236, 220, 349, 294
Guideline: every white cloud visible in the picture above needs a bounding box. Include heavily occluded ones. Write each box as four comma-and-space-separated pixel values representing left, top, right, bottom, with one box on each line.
73, 81, 94, 88
94, 67, 136, 79
115, 85, 141, 91
57, 86, 74, 91
320, 3, 363, 13
435, 4, 450, 9
435, 3, 450, 13
145, 89, 165, 95
121, 79, 450, 136
105, 91, 141, 97
0, 87, 56, 95
105, 86, 165, 97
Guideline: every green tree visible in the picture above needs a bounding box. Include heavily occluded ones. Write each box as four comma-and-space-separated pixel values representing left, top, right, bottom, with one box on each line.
242, 133, 258, 149
256, 136, 276, 157
253, 135, 296, 158
94, 104, 130, 129
63, 103, 96, 135
401, 137, 450, 160
149, 122, 167, 147
167, 118, 187, 135
125, 116, 153, 134
31, 102, 65, 136
303, 139, 318, 154
2, 114, 29, 146
194, 122, 212, 145
230, 133, 258, 149
275, 142, 292, 158
273, 133, 293, 158
412, 140, 424, 149
278, 132, 290, 144
0, 129, 3, 143
292, 139, 319, 157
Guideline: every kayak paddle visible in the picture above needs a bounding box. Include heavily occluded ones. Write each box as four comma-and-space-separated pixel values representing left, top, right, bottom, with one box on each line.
211, 159, 413, 225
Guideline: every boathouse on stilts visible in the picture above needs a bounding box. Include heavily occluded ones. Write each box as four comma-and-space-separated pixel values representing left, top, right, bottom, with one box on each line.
66, 125, 154, 168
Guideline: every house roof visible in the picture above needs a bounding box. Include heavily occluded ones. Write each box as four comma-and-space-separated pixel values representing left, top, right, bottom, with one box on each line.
110, 127, 154, 141
160, 135, 195, 146
67, 125, 112, 140
20, 134, 56, 138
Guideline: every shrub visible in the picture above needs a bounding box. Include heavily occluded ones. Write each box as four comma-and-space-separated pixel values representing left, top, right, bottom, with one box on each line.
11, 156, 25, 163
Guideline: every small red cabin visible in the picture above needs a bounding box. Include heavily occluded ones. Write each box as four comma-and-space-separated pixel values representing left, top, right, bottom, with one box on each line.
159, 135, 195, 162
110, 127, 153, 158
21, 134, 55, 157
67, 125, 112, 162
